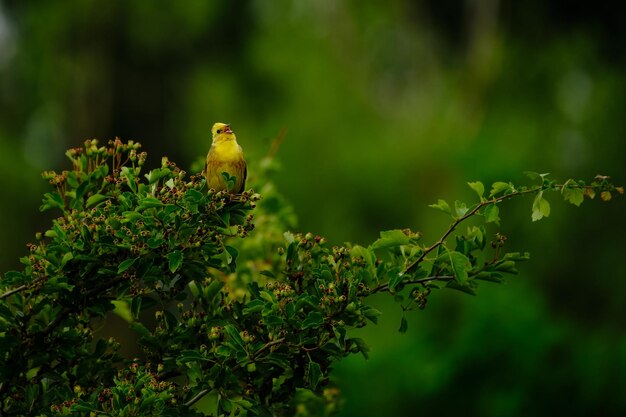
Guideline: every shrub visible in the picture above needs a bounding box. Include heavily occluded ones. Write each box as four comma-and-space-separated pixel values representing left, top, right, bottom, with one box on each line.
0, 139, 621, 416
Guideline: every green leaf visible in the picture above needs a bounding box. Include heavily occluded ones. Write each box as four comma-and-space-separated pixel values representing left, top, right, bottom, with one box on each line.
184, 189, 204, 204
448, 251, 470, 284
121, 166, 138, 193
215, 345, 231, 358
466, 225, 485, 249
219, 210, 231, 226
307, 361, 322, 389
301, 311, 324, 330
429, 199, 451, 214
0, 303, 15, 322
362, 307, 382, 324
117, 257, 137, 273
204, 280, 225, 305
260, 291, 275, 303
369, 230, 411, 250
167, 250, 183, 273
145, 167, 171, 185
494, 260, 518, 274
399, 316, 408, 334
70, 402, 96, 412
524, 171, 550, 181
224, 324, 246, 352
350, 245, 375, 264
60, 252, 73, 267
467, 181, 484, 199
86, 193, 108, 207
95, 163, 109, 178
531, 192, 551, 221
111, 300, 133, 323
221, 172, 237, 191
122, 211, 143, 223
130, 322, 153, 339
562, 182, 584, 207
454, 200, 468, 217
265, 353, 291, 370
503, 252, 531, 261
40, 192, 65, 212
446, 280, 476, 295
131, 297, 142, 320
224, 245, 238, 265
147, 237, 165, 249
176, 350, 212, 364
264, 315, 284, 327
283, 231, 295, 244
65, 171, 79, 188
387, 272, 405, 293
475, 271, 504, 283
483, 204, 500, 224
285, 302, 296, 320
2, 270, 23, 285
139, 197, 163, 209
348, 337, 370, 359
490, 181, 512, 197
243, 299, 265, 315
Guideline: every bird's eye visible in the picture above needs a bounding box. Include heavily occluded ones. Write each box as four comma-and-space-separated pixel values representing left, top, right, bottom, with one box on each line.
217, 129, 222, 133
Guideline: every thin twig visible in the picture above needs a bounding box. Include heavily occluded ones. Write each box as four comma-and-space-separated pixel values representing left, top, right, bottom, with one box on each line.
0, 285, 27, 300
404, 186, 545, 274
184, 388, 211, 408
251, 337, 285, 359
373, 276, 454, 294
403, 182, 603, 276
267, 127, 287, 160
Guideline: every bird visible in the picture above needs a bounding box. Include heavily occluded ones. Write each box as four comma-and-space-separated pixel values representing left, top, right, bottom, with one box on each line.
204, 122, 247, 193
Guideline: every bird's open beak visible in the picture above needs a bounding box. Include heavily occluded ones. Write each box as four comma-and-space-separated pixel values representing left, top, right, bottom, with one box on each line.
224, 125, 233, 134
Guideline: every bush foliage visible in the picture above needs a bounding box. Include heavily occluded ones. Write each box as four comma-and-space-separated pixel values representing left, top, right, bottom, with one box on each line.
0, 139, 621, 416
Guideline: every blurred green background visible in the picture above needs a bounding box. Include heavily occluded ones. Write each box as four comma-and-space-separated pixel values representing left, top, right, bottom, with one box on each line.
0, 1, 625, 415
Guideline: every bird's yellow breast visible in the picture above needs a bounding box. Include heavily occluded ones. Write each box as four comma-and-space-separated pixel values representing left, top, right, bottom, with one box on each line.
211, 140, 243, 161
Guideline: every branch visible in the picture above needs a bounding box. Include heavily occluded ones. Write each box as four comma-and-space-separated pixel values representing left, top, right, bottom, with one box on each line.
184, 388, 211, 408
373, 276, 454, 293
267, 127, 287, 160
404, 185, 555, 275
0, 285, 27, 300
251, 337, 285, 360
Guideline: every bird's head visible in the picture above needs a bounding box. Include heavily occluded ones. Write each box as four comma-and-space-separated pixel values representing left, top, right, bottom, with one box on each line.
211, 122, 235, 143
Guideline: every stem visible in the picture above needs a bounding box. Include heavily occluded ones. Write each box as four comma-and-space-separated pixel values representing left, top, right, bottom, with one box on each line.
267, 127, 287, 160
374, 276, 454, 293
403, 182, 603, 276
0, 285, 27, 300
404, 186, 547, 275
184, 388, 211, 408
251, 337, 286, 359
232, 337, 287, 371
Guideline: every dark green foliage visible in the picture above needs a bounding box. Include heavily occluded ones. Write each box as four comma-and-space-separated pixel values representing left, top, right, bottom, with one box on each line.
0, 140, 621, 416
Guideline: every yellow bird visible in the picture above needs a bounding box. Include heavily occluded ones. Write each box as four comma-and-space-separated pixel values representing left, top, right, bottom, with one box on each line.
205, 122, 247, 193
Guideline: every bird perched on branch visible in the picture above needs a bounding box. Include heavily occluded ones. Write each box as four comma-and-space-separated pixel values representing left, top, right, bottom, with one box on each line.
204, 122, 247, 193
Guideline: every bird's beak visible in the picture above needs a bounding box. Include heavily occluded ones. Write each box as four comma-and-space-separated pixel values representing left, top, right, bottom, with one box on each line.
224, 125, 233, 134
